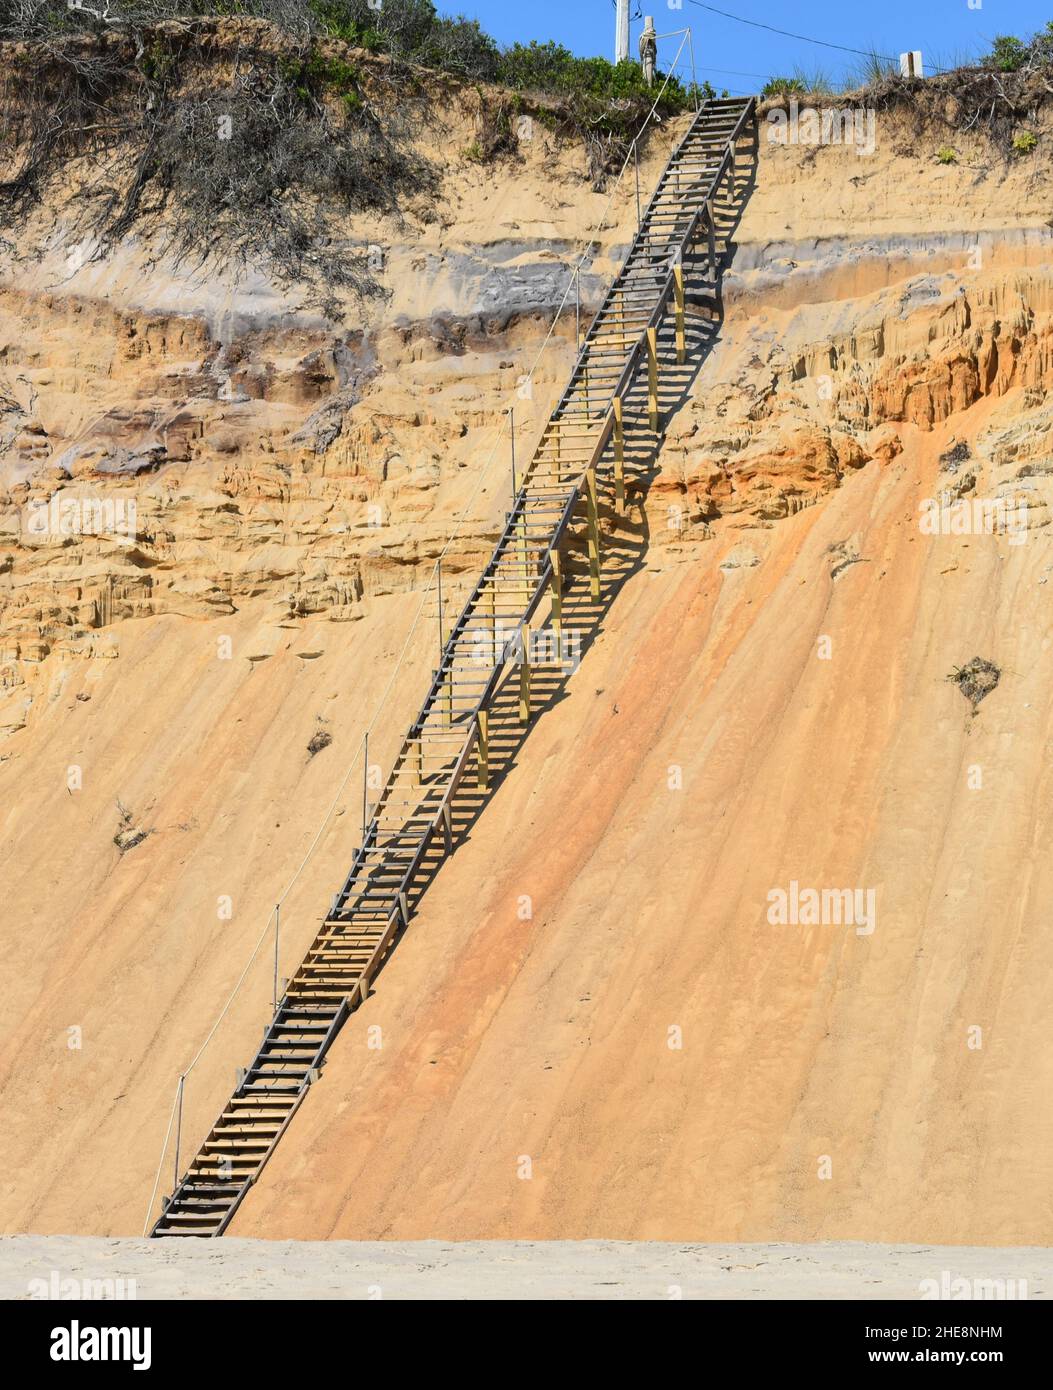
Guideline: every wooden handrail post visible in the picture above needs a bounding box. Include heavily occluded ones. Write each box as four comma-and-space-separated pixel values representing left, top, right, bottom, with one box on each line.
477, 707, 489, 792
487, 576, 497, 665
634, 138, 641, 228
436, 560, 443, 646
517, 508, 529, 603
174, 1074, 184, 1195
706, 197, 716, 279
436, 563, 451, 728
443, 635, 453, 727
550, 548, 562, 646
673, 263, 686, 366
647, 326, 659, 434
509, 405, 516, 494
586, 465, 601, 602
361, 733, 369, 838
273, 904, 280, 1011
613, 396, 625, 514
518, 624, 531, 724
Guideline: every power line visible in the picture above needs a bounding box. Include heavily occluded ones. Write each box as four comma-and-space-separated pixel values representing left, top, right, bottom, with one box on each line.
696, 64, 776, 79
684, 1, 962, 78
663, 59, 756, 96
685, 1, 897, 61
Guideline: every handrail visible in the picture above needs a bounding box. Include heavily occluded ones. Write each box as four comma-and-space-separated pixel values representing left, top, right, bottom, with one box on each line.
545, 96, 715, 424
375, 96, 750, 832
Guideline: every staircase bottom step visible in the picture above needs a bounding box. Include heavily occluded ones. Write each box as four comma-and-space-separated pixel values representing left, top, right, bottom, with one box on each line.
152, 1227, 220, 1238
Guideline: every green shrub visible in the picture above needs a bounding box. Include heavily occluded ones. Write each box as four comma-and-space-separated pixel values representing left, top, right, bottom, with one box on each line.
416, 17, 500, 77
762, 77, 807, 97
1012, 130, 1038, 155
988, 35, 1028, 73
489, 41, 690, 146
936, 146, 958, 164
854, 50, 897, 87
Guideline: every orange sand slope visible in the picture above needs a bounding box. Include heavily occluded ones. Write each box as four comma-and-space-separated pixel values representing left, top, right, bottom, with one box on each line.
238, 423, 1053, 1244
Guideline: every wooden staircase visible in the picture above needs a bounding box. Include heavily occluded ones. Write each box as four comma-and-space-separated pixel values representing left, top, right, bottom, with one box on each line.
149, 95, 757, 1237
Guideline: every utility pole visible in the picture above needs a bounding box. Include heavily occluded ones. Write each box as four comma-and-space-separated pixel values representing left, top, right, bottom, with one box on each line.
615, 0, 629, 63
639, 15, 657, 87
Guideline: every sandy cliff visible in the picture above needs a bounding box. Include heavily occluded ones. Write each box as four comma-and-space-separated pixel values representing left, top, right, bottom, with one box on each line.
2, 82, 1052, 1243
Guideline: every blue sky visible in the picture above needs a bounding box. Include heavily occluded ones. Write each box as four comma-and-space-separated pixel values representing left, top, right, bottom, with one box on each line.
452, 1, 1052, 91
